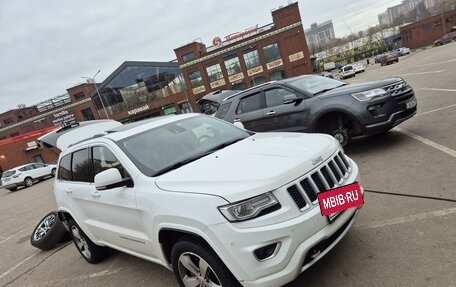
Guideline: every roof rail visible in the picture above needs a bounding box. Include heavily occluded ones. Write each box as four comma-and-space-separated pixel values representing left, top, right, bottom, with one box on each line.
223, 81, 278, 102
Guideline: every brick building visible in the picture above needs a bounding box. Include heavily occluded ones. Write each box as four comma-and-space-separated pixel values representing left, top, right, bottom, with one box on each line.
174, 2, 312, 101
0, 83, 99, 171
401, 9, 456, 48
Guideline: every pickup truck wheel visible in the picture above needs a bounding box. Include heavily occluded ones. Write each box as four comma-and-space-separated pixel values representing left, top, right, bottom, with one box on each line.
68, 219, 109, 263
30, 211, 67, 250
171, 238, 241, 287
332, 127, 351, 147
24, 177, 34, 187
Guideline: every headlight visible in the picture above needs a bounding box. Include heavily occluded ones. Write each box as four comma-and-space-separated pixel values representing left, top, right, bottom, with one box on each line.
218, 192, 280, 222
351, 88, 387, 101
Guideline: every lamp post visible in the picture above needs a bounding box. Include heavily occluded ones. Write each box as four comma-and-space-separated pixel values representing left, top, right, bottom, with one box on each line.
82, 70, 109, 119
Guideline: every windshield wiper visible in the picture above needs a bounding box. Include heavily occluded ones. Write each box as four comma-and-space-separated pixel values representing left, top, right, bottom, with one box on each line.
313, 84, 346, 96
152, 137, 245, 176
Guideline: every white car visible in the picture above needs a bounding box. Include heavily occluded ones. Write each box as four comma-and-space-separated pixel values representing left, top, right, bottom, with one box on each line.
39, 115, 362, 287
1, 163, 56, 191
339, 65, 355, 79
353, 63, 365, 73
395, 47, 411, 56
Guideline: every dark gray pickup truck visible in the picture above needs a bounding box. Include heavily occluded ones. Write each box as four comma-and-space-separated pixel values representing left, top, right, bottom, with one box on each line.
214, 75, 417, 146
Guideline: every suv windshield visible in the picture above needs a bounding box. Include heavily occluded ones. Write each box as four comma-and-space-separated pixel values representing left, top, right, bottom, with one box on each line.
117, 115, 250, 176
287, 76, 345, 96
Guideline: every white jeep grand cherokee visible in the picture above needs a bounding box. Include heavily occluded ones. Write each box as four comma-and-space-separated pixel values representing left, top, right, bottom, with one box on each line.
40, 114, 362, 287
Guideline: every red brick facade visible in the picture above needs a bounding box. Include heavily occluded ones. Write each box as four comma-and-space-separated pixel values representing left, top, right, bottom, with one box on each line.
174, 3, 312, 101
401, 9, 456, 49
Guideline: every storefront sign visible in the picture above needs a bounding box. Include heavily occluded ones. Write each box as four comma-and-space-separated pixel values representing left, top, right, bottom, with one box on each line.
266, 59, 283, 70
228, 72, 245, 83
128, 104, 150, 116
212, 37, 222, 48
192, 86, 206, 95
225, 25, 259, 43
247, 66, 264, 76
289, 51, 304, 62
210, 78, 226, 89
53, 110, 76, 126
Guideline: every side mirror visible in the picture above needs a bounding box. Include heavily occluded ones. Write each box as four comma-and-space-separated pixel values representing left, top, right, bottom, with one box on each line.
283, 94, 302, 105
95, 168, 133, 190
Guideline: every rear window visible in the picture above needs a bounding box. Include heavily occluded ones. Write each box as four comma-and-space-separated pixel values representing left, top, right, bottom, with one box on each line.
1, 170, 16, 178
58, 154, 72, 181
344, 66, 353, 71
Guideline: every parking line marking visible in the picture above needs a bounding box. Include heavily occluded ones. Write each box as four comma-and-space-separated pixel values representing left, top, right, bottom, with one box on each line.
0, 253, 38, 281
416, 104, 456, 117
416, 59, 456, 67
394, 70, 446, 76
13, 268, 122, 287
356, 207, 456, 230
394, 127, 456, 158
422, 88, 456, 92
0, 225, 33, 244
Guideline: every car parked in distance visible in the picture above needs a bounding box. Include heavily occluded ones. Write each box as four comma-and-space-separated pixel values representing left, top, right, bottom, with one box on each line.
319, 71, 334, 79
395, 47, 411, 56
380, 53, 399, 66
1, 163, 56, 191
339, 65, 355, 79
353, 63, 365, 73
39, 115, 362, 287
434, 31, 456, 46
214, 75, 417, 146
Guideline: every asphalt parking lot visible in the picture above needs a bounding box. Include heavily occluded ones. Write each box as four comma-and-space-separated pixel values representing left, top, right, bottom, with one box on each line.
1, 43, 455, 287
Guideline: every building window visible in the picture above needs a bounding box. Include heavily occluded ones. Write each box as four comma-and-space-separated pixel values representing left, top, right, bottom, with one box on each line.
251, 77, 266, 86
263, 43, 281, 63
318, 31, 325, 39
3, 118, 14, 126
179, 102, 193, 113
206, 63, 223, 82
74, 92, 85, 100
182, 52, 195, 63
232, 82, 247, 90
434, 20, 441, 27
270, 70, 286, 81
224, 57, 242, 76
188, 70, 203, 88
446, 17, 453, 23
243, 50, 261, 70
81, 108, 95, 121
325, 30, 330, 37
308, 35, 314, 43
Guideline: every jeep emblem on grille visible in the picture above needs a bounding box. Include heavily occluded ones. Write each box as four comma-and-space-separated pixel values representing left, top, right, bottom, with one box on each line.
311, 156, 323, 165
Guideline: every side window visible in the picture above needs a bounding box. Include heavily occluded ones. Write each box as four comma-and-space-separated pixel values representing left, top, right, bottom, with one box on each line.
236, 92, 261, 114
25, 165, 35, 171
72, 149, 91, 182
264, 88, 295, 107
215, 101, 232, 119
19, 167, 27, 172
58, 154, 72, 181
92, 146, 127, 179
33, 163, 45, 169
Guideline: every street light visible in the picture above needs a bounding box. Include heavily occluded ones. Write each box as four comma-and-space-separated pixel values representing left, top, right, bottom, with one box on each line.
82, 70, 110, 119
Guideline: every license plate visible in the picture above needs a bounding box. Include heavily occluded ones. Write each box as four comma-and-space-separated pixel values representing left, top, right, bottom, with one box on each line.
406, 98, 417, 109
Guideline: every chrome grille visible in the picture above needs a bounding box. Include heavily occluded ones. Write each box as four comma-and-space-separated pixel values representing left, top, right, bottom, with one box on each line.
287, 151, 352, 210
383, 81, 414, 103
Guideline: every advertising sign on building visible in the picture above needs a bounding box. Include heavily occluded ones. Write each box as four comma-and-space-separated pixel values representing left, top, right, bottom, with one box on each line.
247, 66, 264, 76
53, 110, 76, 127
289, 51, 304, 62
192, 86, 206, 95
210, 79, 226, 89
228, 72, 245, 83
266, 59, 284, 70
128, 104, 150, 116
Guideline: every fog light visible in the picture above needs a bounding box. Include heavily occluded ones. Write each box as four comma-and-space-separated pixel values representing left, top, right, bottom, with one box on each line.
254, 242, 279, 261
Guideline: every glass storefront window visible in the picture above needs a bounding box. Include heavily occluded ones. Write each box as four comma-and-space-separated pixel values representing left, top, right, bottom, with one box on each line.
182, 52, 195, 63
270, 70, 286, 81
188, 70, 203, 88
243, 50, 261, 69
251, 77, 266, 86
206, 64, 223, 82
263, 43, 281, 63
224, 57, 242, 76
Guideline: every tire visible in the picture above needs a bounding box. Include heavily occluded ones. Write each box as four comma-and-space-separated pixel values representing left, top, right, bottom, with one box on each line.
331, 127, 351, 147
68, 219, 109, 263
31, 211, 68, 250
8, 187, 17, 192
51, 168, 56, 177
24, 177, 34, 187
171, 237, 241, 287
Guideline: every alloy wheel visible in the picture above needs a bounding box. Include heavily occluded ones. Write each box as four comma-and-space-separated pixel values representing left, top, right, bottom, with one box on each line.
33, 214, 56, 241
177, 252, 222, 287
71, 226, 91, 259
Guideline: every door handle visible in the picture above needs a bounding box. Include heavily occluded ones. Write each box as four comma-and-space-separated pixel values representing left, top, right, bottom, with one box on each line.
91, 191, 101, 198
266, 111, 276, 115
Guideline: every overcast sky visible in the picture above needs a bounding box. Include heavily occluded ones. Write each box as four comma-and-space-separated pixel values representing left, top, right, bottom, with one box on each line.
0, 0, 402, 114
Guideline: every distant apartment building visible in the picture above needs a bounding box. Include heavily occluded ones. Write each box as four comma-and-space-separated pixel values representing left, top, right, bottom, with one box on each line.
378, 12, 391, 26
379, 0, 438, 26
305, 20, 335, 50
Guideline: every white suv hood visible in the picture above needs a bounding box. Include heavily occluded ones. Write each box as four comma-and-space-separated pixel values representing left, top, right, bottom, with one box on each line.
155, 133, 339, 202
